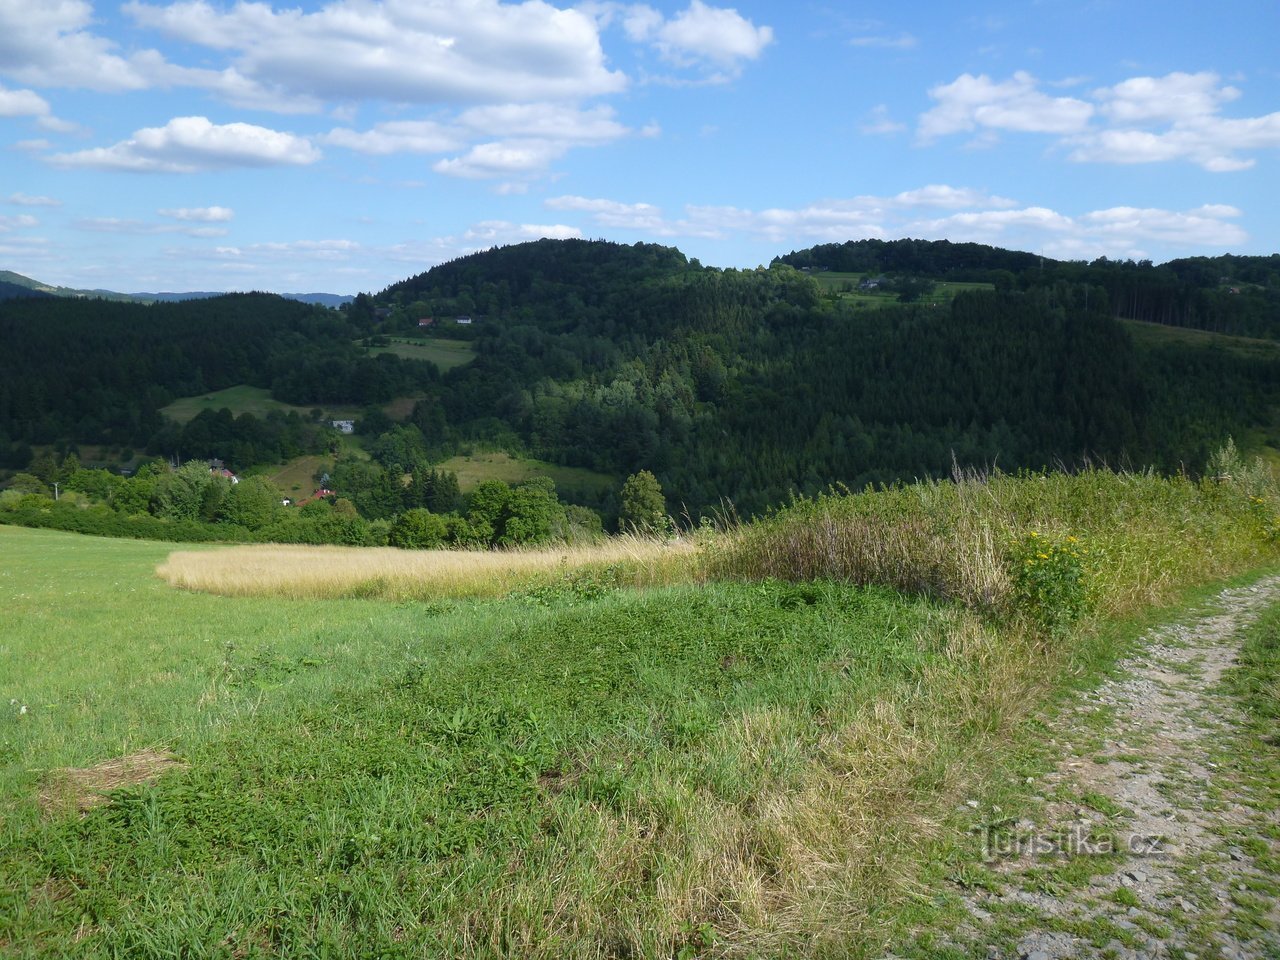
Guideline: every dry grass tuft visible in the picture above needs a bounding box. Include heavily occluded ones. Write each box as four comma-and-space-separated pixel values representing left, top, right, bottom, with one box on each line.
157, 536, 697, 601
39, 749, 187, 814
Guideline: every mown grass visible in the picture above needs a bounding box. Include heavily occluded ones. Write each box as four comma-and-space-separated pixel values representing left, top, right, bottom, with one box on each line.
3, 459, 1280, 957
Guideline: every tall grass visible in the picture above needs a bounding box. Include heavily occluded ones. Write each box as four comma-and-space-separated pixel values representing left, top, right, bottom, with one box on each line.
158, 535, 696, 601
708, 460, 1279, 624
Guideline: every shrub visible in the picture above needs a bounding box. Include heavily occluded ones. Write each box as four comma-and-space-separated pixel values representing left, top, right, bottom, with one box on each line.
388, 508, 448, 549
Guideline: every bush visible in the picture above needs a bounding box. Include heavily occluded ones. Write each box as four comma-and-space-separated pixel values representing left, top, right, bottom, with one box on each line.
389, 509, 448, 549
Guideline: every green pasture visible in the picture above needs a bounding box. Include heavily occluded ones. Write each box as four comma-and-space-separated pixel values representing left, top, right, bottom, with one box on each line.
436, 450, 615, 497
362, 337, 477, 371
0, 524, 955, 958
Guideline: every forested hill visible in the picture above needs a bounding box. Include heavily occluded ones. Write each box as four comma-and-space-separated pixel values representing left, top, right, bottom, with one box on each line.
4, 238, 1280, 519
0, 293, 438, 451
776, 239, 1280, 339
369, 239, 1279, 515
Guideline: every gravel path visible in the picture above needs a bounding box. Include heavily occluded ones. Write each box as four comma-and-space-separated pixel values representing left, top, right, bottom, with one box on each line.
950, 578, 1280, 960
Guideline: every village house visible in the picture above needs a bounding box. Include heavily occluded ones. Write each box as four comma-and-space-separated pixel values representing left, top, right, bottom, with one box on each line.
331, 420, 355, 434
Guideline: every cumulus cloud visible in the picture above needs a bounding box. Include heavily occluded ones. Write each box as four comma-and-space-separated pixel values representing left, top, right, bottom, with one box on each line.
124, 0, 625, 104
0, 0, 154, 91
323, 120, 462, 156
324, 102, 633, 180
48, 116, 321, 173
919, 71, 1094, 142
1094, 71, 1239, 124
158, 206, 234, 222
543, 189, 1247, 260
918, 69, 1280, 172
1067, 72, 1280, 171
463, 220, 582, 243
0, 83, 76, 131
618, 0, 773, 78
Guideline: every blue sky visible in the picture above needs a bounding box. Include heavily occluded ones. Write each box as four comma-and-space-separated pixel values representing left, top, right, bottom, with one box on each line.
1, 0, 1277, 294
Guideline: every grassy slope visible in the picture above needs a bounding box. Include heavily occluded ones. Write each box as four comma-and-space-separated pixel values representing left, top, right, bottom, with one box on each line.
437, 450, 615, 496
2, 525, 953, 957
160, 385, 420, 426
808, 272, 994, 307
3, 463, 1278, 958
1120, 317, 1280, 360
362, 337, 477, 371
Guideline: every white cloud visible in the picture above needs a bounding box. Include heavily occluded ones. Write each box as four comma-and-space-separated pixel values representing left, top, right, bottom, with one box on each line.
919, 71, 1094, 141
891, 185, 1018, 209
546, 195, 667, 230
543, 189, 1247, 260
325, 103, 632, 175
48, 116, 321, 173
124, 0, 625, 105
158, 206, 235, 222
323, 120, 462, 156
0, 83, 76, 131
0, 0, 153, 91
0, 213, 38, 230
621, 1, 773, 77
0, 84, 49, 116
920, 69, 1280, 172
75, 216, 228, 238
549, 186, 1024, 241
1095, 71, 1238, 124
1067, 73, 1280, 171
861, 104, 906, 135
9, 192, 60, 207
433, 140, 567, 179
849, 32, 917, 50
463, 220, 582, 243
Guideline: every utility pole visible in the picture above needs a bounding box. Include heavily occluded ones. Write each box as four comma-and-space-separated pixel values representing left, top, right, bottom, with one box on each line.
52, 481, 59, 501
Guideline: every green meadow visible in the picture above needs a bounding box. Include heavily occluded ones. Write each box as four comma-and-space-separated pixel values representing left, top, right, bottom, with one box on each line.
362, 337, 478, 371
160, 385, 358, 425
436, 450, 615, 497
3, 456, 1280, 958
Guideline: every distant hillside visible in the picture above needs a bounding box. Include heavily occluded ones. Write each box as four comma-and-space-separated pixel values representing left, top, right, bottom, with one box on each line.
6, 238, 1280, 519
131, 290, 353, 307
0, 279, 54, 301
776, 240, 1280, 339
0, 270, 350, 307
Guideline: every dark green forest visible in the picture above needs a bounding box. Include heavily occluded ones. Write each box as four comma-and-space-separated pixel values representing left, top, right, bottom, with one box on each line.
3, 237, 1280, 528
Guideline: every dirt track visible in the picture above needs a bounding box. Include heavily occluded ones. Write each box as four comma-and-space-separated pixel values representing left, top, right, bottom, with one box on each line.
950, 578, 1280, 960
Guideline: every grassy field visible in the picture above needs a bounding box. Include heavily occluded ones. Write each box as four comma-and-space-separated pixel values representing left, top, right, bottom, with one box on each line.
1120, 317, 1280, 361
3, 459, 1279, 957
808, 272, 994, 308
261, 454, 329, 497
160, 385, 353, 424
159, 536, 694, 601
362, 337, 477, 371
160, 385, 421, 426
437, 450, 616, 497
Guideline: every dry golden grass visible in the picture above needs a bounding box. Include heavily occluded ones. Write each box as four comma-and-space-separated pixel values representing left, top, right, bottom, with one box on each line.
157, 536, 698, 601
39, 749, 186, 814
